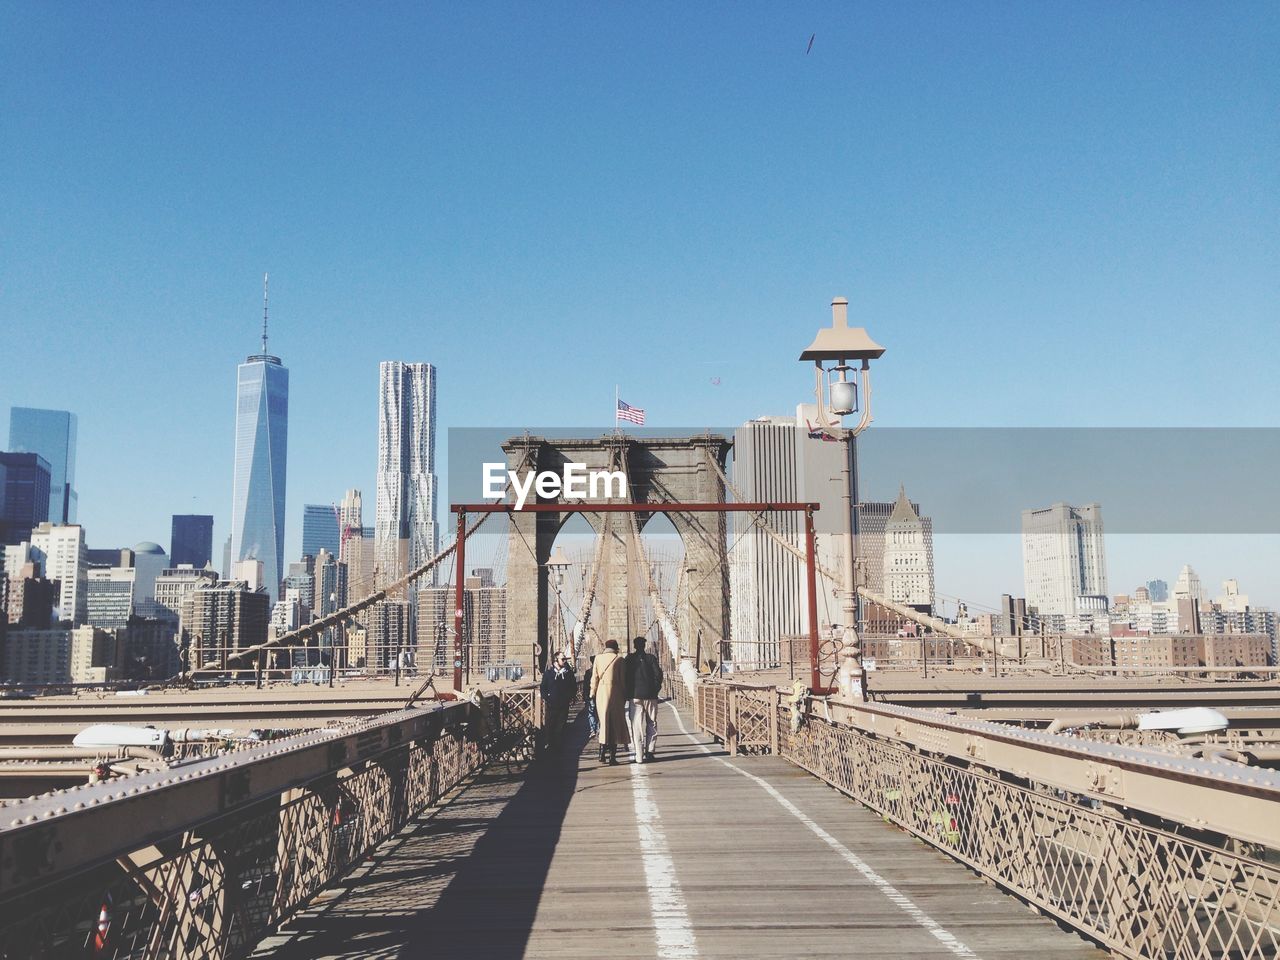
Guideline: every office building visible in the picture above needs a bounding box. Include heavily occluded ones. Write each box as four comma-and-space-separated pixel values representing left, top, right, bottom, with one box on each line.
313, 548, 348, 659
855, 496, 935, 599
1147, 579, 1169, 603
1, 625, 119, 684
343, 527, 377, 597
131, 541, 169, 617
8, 408, 77, 524
363, 598, 411, 672
1021, 502, 1107, 617
302, 504, 340, 559
230, 290, 289, 602
5, 557, 58, 628
418, 578, 507, 673
86, 566, 136, 629
882, 485, 935, 612
375, 361, 438, 583
170, 515, 214, 568
184, 580, 270, 669
1172, 564, 1204, 605
338, 489, 363, 553
728, 409, 848, 666
29, 523, 87, 625
0, 452, 51, 546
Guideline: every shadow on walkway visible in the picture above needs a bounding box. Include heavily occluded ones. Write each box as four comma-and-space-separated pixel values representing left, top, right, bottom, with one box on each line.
255, 713, 588, 960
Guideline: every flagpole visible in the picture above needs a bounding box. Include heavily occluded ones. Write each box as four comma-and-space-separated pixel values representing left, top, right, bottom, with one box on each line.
614, 384, 619, 434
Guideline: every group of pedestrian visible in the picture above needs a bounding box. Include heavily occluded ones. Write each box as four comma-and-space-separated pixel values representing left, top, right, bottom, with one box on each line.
538, 636, 664, 765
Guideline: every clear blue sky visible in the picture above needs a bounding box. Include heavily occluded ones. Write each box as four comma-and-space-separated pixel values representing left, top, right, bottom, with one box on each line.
2, 3, 1277, 607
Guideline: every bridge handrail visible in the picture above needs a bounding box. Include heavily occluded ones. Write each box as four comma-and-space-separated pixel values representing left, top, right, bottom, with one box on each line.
0, 688, 539, 959
696, 679, 1280, 960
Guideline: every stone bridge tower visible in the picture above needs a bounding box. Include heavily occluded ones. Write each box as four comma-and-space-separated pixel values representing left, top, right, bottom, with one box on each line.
500, 434, 731, 671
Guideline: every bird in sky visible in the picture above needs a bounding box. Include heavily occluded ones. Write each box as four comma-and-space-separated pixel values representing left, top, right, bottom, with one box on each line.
806, 33, 815, 55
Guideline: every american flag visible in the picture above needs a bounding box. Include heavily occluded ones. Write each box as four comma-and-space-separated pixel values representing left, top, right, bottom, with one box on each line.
617, 399, 646, 425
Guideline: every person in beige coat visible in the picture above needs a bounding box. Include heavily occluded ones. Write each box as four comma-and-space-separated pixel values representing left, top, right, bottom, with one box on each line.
590, 639, 629, 765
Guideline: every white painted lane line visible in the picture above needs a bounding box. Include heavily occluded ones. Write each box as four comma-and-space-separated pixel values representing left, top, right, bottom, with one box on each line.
630, 760, 699, 959
666, 702, 981, 960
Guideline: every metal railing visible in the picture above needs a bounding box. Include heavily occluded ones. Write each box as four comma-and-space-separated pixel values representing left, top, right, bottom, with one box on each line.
696, 680, 1280, 960
0, 688, 539, 960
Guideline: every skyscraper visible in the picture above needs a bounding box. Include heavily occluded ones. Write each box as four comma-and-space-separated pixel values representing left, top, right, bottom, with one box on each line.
338, 489, 362, 560
0, 452, 51, 546
29, 522, 87, 625
882, 486, 934, 612
170, 515, 214, 568
375, 362, 437, 582
8, 408, 77, 524
230, 278, 289, 602
728, 409, 848, 666
301, 504, 340, 559
1021, 502, 1107, 616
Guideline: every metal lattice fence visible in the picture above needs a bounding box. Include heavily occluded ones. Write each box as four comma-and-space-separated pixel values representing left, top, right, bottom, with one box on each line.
695, 681, 1280, 960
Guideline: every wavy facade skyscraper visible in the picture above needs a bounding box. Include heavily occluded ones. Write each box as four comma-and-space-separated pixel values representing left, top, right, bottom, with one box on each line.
375, 362, 437, 584
230, 281, 288, 601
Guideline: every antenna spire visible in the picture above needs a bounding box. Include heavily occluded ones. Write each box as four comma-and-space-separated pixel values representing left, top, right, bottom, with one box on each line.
261, 273, 270, 354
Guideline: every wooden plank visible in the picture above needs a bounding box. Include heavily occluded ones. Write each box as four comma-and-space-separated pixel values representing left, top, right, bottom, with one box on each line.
253, 706, 1105, 959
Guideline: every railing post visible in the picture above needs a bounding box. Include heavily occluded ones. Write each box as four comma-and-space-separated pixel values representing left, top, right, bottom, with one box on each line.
728, 689, 739, 755
769, 687, 779, 756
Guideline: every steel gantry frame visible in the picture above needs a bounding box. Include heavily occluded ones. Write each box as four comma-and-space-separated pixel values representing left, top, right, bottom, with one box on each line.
450, 501, 824, 692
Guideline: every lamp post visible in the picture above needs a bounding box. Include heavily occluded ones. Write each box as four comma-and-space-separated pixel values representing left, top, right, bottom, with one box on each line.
546, 547, 571, 665
800, 296, 885, 700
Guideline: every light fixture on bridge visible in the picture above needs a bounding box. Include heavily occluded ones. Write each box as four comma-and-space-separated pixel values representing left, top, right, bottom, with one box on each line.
800, 297, 885, 428
799, 296, 886, 702
546, 547, 571, 587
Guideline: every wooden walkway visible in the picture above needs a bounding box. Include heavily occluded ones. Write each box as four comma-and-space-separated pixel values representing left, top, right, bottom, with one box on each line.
252, 703, 1104, 960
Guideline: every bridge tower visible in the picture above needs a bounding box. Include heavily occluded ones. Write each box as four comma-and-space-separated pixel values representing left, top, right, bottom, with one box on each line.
500, 434, 731, 671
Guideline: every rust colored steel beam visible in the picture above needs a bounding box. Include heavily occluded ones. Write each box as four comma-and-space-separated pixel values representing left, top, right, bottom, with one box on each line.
451, 501, 820, 514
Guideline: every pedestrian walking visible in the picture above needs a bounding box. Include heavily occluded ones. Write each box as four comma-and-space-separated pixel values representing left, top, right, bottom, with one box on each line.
589, 639, 629, 765
625, 636, 663, 762
581, 655, 599, 736
540, 651, 576, 753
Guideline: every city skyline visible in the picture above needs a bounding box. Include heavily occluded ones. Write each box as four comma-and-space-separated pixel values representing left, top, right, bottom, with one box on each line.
1, 4, 1275, 608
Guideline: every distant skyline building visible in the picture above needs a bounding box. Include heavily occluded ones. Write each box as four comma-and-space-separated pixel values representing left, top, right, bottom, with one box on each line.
8, 407, 77, 524
339, 489, 363, 550
0, 452, 51, 546
185, 580, 270, 669
1147, 579, 1169, 603
1172, 564, 1204, 604
230, 279, 289, 602
302, 504, 340, 559
882, 486, 935, 612
29, 522, 87, 625
170, 515, 214, 568
1021, 502, 1108, 617
375, 362, 437, 583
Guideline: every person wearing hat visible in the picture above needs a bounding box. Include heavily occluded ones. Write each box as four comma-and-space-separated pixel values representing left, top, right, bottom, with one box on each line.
540, 650, 577, 753
589, 639, 629, 764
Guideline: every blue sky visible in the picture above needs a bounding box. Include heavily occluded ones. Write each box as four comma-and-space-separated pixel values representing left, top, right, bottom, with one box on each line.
2, 3, 1277, 606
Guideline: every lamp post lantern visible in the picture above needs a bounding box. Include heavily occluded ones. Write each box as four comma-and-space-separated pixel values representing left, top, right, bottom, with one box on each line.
546, 547, 571, 666
800, 296, 885, 700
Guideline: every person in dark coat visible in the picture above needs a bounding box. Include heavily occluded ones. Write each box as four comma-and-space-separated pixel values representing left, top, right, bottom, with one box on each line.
540, 651, 576, 753
624, 636, 664, 762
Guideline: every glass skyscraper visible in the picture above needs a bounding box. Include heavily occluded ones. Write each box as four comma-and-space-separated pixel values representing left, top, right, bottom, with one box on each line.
8, 408, 77, 524
171, 514, 214, 568
375, 361, 437, 583
231, 324, 288, 602
301, 504, 340, 559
